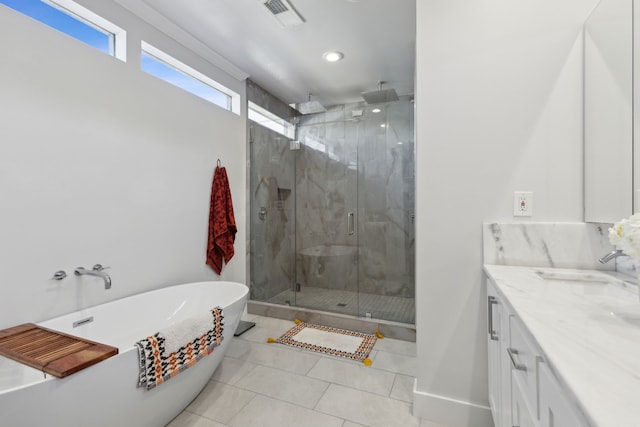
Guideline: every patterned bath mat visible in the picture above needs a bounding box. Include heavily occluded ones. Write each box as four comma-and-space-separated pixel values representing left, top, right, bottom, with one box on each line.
272, 321, 377, 365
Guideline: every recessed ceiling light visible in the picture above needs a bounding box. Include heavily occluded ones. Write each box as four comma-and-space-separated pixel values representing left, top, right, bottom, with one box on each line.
372, 108, 381, 113
380, 123, 387, 128
323, 51, 344, 62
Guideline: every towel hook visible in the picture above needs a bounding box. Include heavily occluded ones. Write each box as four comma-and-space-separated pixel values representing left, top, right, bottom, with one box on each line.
217, 158, 221, 167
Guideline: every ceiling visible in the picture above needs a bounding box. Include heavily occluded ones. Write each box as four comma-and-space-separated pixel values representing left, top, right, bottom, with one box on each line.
118, 0, 415, 109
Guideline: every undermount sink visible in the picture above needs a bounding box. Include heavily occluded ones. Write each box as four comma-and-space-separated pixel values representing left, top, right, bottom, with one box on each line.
535, 269, 638, 299
535, 270, 618, 284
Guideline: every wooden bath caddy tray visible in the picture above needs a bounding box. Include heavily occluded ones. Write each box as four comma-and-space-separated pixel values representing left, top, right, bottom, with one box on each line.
0, 323, 118, 378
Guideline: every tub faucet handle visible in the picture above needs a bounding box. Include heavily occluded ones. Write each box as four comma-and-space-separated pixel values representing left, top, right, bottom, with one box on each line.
51, 270, 67, 280
92, 264, 110, 271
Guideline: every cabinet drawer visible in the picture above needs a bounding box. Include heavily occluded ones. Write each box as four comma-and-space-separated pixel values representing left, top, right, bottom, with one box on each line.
509, 316, 539, 419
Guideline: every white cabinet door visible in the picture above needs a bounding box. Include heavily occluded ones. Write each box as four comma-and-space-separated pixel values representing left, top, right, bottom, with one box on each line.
498, 303, 512, 427
487, 280, 511, 427
538, 362, 586, 427
512, 375, 537, 427
487, 281, 501, 422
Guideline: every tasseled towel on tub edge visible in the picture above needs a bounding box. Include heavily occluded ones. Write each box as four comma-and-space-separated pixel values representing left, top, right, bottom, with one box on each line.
135, 307, 224, 390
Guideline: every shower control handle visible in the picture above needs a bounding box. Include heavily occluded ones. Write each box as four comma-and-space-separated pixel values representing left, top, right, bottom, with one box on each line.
348, 212, 355, 235
258, 207, 267, 221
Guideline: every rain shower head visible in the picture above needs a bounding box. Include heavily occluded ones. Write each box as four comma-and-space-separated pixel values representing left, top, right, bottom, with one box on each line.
294, 93, 327, 114
361, 81, 399, 104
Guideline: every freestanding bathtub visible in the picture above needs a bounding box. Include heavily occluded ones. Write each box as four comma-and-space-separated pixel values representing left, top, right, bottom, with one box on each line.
0, 281, 248, 427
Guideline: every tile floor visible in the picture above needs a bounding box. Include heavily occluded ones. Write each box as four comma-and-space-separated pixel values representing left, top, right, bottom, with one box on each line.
167, 314, 450, 427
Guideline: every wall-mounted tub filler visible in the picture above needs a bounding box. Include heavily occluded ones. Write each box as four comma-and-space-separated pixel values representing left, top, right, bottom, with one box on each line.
75, 264, 111, 289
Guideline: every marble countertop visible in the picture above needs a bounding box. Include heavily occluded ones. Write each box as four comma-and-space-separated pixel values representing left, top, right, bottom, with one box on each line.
484, 264, 640, 427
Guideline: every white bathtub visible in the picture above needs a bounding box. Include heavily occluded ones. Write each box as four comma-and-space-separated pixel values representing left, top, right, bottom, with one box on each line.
0, 281, 248, 427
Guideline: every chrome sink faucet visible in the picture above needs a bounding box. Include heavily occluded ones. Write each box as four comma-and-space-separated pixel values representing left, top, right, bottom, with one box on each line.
599, 249, 625, 264
75, 264, 111, 289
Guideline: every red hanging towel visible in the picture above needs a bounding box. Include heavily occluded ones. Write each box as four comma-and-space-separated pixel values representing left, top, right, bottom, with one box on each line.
206, 166, 237, 275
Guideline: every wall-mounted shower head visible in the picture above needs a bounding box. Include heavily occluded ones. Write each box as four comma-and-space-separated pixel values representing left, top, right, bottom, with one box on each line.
361, 81, 399, 104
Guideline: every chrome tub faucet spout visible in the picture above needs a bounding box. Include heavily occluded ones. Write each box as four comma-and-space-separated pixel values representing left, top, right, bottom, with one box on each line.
75, 264, 111, 289
598, 249, 625, 264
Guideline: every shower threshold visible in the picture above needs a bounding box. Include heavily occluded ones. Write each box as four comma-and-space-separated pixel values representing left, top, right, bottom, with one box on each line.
247, 299, 415, 342
267, 287, 415, 324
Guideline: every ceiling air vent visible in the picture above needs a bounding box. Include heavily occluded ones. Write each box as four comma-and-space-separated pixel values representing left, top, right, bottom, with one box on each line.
261, 0, 304, 28
264, 0, 288, 14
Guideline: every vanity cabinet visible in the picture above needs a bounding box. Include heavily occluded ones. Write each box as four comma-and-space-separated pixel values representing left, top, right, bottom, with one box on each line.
487, 280, 512, 427
487, 278, 588, 427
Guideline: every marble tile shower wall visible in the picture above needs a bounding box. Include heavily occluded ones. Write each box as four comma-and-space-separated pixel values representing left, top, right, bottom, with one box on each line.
296, 98, 415, 298
249, 123, 295, 300
248, 80, 299, 301
247, 79, 299, 122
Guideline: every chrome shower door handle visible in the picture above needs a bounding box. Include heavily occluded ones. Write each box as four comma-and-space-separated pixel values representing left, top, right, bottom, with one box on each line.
348, 212, 355, 235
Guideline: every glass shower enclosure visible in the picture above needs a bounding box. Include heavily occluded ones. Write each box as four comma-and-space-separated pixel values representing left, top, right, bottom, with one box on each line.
249, 97, 415, 324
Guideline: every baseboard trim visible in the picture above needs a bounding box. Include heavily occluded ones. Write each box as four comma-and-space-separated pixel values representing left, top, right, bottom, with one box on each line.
413, 380, 494, 427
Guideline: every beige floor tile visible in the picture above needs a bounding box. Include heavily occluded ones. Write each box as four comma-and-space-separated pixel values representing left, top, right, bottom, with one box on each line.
173, 316, 421, 427
371, 349, 416, 376
235, 325, 274, 344
241, 313, 258, 322
307, 357, 396, 397
373, 337, 416, 357
227, 394, 343, 427
315, 384, 419, 427
238, 323, 291, 344
186, 381, 255, 424
166, 411, 227, 427
225, 336, 254, 358
390, 374, 415, 402
226, 340, 320, 375
209, 356, 258, 385
420, 419, 456, 427
235, 365, 330, 408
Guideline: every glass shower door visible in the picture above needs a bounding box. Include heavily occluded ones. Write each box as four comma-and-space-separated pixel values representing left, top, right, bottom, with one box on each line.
294, 115, 359, 316
357, 101, 415, 323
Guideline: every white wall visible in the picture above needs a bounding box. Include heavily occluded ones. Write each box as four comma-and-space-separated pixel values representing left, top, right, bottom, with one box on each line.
0, 4, 247, 329
414, 1, 600, 426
